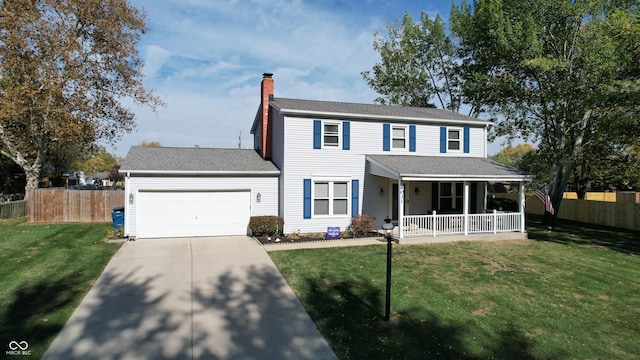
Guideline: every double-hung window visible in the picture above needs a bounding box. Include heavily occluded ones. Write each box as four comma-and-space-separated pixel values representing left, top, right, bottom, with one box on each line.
447, 128, 462, 151
392, 126, 407, 150
314, 181, 349, 216
439, 182, 463, 211
323, 122, 340, 148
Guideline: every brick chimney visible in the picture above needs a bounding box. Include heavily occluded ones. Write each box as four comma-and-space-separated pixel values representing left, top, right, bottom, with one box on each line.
260, 73, 274, 159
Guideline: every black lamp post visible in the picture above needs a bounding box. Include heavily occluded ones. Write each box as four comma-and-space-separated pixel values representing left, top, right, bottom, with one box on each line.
382, 217, 395, 322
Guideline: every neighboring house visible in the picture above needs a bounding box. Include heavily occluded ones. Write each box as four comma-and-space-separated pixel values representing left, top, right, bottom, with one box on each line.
90, 172, 113, 187
121, 73, 531, 240
64, 171, 87, 187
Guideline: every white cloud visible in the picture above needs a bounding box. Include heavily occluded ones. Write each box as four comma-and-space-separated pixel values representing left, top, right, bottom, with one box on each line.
109, 0, 454, 157
142, 45, 172, 79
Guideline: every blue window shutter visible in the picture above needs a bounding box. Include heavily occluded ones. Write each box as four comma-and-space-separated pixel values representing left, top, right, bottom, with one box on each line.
343, 121, 350, 150
463, 127, 470, 153
383, 123, 390, 151
313, 120, 321, 149
409, 125, 416, 152
303, 179, 312, 219
351, 179, 359, 217
440, 127, 447, 153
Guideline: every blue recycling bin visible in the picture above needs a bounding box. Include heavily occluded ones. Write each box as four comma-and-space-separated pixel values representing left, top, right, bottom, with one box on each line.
112, 206, 125, 231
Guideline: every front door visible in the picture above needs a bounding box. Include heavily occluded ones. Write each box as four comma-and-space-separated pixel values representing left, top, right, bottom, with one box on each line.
392, 183, 398, 220
391, 183, 409, 221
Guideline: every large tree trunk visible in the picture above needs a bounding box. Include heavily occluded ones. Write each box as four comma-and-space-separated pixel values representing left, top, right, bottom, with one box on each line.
543, 110, 592, 228
6, 156, 42, 201
20, 149, 45, 201
1, 125, 45, 201
544, 164, 564, 228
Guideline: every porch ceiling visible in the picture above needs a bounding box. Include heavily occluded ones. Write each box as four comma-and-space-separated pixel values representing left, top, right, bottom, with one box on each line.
366, 155, 532, 182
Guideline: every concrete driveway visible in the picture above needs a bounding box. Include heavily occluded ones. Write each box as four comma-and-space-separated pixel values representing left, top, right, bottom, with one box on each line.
43, 236, 336, 360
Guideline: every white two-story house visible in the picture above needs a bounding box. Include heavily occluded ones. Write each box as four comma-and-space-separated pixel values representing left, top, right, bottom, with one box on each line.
121, 73, 531, 241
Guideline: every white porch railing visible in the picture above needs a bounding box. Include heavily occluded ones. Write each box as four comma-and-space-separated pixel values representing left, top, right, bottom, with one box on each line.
403, 210, 522, 237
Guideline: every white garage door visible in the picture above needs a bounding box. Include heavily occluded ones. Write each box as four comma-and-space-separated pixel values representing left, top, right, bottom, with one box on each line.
137, 190, 250, 238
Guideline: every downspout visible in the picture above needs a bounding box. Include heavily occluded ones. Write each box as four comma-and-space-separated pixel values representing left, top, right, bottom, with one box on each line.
124, 172, 131, 237
398, 178, 404, 239
484, 126, 488, 158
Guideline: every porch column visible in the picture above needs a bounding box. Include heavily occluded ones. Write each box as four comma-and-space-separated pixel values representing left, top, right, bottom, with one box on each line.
398, 179, 404, 239
483, 182, 488, 212
519, 182, 526, 233
463, 181, 469, 235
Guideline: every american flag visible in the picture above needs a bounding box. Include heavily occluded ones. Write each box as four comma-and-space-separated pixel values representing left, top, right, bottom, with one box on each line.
534, 187, 555, 215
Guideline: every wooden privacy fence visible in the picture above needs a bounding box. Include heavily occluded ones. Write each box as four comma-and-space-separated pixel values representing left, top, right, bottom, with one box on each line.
0, 200, 27, 219
495, 192, 640, 231
28, 189, 125, 223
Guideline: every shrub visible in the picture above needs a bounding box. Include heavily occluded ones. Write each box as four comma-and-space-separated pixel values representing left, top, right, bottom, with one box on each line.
249, 216, 284, 236
106, 228, 124, 239
350, 214, 375, 237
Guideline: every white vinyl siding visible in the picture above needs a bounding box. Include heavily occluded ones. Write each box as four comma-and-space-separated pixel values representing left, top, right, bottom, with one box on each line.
281, 117, 364, 233
271, 111, 286, 218
278, 115, 488, 233
415, 125, 485, 157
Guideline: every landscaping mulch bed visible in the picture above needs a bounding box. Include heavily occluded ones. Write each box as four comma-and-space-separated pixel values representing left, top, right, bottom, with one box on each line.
255, 233, 383, 245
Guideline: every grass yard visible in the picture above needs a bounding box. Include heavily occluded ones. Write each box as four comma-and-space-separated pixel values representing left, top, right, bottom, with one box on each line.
0, 217, 121, 358
270, 217, 640, 359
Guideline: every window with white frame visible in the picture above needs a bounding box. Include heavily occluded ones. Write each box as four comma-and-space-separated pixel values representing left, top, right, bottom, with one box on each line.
314, 181, 349, 216
447, 128, 462, 151
392, 126, 407, 149
439, 182, 463, 211
323, 122, 340, 148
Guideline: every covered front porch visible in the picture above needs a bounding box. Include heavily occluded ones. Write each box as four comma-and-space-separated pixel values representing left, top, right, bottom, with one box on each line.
366, 155, 532, 243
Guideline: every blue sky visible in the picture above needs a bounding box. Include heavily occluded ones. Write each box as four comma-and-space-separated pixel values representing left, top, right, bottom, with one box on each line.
111, 0, 503, 157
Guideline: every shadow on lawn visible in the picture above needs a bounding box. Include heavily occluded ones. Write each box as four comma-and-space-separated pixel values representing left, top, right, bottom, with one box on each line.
189, 266, 541, 359
1, 274, 83, 358
301, 274, 541, 360
527, 215, 640, 256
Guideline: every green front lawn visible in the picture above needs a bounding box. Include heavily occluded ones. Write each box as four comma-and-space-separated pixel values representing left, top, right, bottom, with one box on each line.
0, 218, 121, 358
270, 217, 640, 359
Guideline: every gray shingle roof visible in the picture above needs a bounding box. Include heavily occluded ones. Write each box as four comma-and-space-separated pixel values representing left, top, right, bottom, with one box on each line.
121, 147, 280, 174
269, 97, 487, 125
367, 155, 531, 180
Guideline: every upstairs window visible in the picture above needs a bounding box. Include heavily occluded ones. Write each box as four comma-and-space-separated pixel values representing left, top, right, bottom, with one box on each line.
440, 126, 470, 154
447, 128, 462, 151
323, 123, 340, 147
314, 120, 349, 150
392, 126, 407, 149
385, 124, 415, 152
